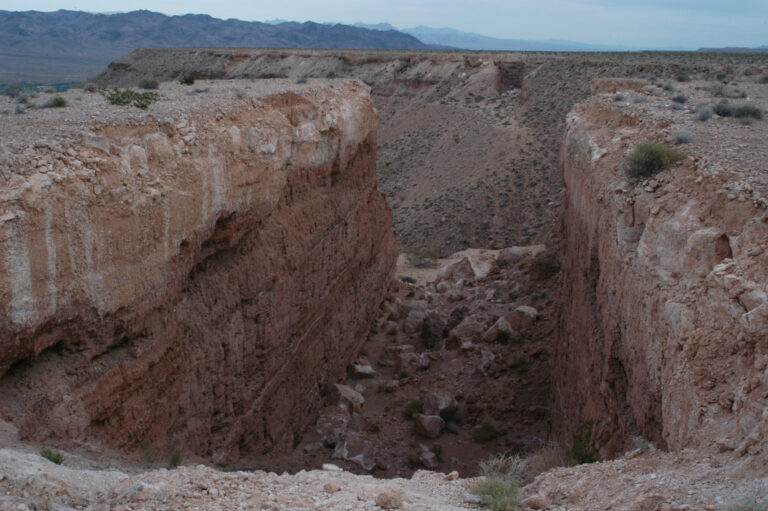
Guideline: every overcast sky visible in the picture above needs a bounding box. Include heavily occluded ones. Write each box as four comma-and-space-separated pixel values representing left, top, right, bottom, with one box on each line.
2, 0, 767, 49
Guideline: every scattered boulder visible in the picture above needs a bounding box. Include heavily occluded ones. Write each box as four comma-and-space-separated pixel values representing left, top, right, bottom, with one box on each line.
323, 481, 341, 493
419, 444, 439, 469
413, 413, 445, 439
333, 384, 365, 412
445, 315, 485, 348
426, 389, 458, 417
437, 257, 476, 283
505, 306, 538, 331
482, 316, 515, 343
349, 364, 376, 379
404, 309, 427, 334
445, 471, 459, 481
496, 245, 546, 266
332, 431, 377, 472
375, 486, 404, 509
444, 306, 469, 335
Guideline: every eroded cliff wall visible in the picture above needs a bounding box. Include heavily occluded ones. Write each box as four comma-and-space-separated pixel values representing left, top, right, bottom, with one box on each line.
555, 84, 768, 459
0, 80, 397, 463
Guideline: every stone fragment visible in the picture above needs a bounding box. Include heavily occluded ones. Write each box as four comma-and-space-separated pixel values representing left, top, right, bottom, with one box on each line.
350, 364, 376, 379
375, 487, 403, 509
419, 444, 438, 469
316, 406, 350, 448
323, 482, 341, 493
444, 471, 459, 481
437, 257, 476, 283
523, 494, 549, 510
404, 309, 427, 334
413, 413, 445, 439
505, 306, 538, 331
332, 431, 376, 472
482, 316, 514, 343
426, 389, 458, 417
322, 463, 343, 471
333, 384, 365, 412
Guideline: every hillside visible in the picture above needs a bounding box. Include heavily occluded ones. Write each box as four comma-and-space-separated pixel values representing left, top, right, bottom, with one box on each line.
0, 10, 433, 83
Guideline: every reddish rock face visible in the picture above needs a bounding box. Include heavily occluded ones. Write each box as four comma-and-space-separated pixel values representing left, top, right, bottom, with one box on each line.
0, 81, 397, 463
555, 95, 768, 459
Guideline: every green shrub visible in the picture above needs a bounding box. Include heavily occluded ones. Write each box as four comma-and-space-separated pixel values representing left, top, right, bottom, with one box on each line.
295, 75, 308, 84
180, 76, 195, 85
714, 102, 763, 120
479, 453, 527, 482
567, 421, 599, 464
671, 129, 692, 145
326, 71, 337, 78
41, 448, 63, 464
406, 247, 438, 268
696, 104, 713, 121
401, 276, 416, 284
2, 85, 26, 98
139, 79, 159, 90
42, 96, 67, 108
82, 82, 99, 92
403, 399, 424, 419
101, 88, 158, 109
471, 476, 521, 511
625, 141, 682, 178
473, 423, 501, 443
169, 449, 183, 468
671, 94, 687, 104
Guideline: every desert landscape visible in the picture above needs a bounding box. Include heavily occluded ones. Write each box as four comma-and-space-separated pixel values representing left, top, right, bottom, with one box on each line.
0, 45, 767, 510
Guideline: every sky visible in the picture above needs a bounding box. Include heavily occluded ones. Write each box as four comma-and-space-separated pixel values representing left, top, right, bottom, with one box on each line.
1, 0, 767, 49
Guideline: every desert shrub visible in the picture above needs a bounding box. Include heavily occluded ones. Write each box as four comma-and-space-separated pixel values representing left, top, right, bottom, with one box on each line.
613, 93, 625, 102
672, 94, 687, 104
42, 96, 67, 108
326, 71, 337, 78
479, 453, 527, 483
760, 75, 768, 84
567, 421, 599, 464
139, 79, 159, 90
407, 455, 423, 469
675, 71, 690, 82
633, 96, 647, 104
430, 444, 444, 461
734, 104, 763, 120
401, 276, 416, 284
696, 104, 714, 121
2, 85, 26, 98
101, 88, 158, 109
403, 399, 424, 420
471, 477, 521, 511
671, 129, 692, 145
41, 448, 63, 464
82, 82, 99, 92
625, 141, 682, 178
169, 449, 183, 468
179, 76, 195, 85
526, 445, 568, 476
295, 75, 308, 84
406, 247, 438, 268
662, 82, 675, 92
473, 422, 501, 443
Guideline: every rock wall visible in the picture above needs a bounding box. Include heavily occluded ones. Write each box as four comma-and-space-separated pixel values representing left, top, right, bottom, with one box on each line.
555, 93, 768, 459
0, 80, 398, 463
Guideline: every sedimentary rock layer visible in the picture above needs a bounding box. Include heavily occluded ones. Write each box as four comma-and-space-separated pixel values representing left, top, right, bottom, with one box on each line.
0, 80, 397, 463
555, 88, 768, 459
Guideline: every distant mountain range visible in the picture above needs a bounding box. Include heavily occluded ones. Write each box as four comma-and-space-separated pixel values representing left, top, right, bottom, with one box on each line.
0, 10, 432, 83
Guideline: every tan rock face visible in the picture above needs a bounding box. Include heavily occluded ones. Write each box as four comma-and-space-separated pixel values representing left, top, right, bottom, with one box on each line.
555, 96, 768, 459
0, 81, 397, 463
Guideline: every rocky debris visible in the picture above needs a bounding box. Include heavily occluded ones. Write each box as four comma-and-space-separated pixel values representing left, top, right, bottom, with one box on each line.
316, 406, 350, 448
506, 306, 539, 331
413, 414, 445, 439
420, 312, 446, 349
333, 385, 366, 413
482, 316, 515, 343
350, 364, 377, 379
332, 431, 377, 472
425, 390, 459, 418
418, 445, 439, 470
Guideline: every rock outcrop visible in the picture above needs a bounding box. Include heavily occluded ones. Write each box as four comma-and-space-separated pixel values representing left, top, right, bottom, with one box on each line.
555, 82, 768, 459
0, 79, 397, 463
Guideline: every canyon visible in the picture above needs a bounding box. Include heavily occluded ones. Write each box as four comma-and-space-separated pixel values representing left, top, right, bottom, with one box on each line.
0, 49, 767, 510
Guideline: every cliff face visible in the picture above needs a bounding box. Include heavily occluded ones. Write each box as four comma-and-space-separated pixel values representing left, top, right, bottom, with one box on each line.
0, 80, 397, 462
555, 87, 768, 458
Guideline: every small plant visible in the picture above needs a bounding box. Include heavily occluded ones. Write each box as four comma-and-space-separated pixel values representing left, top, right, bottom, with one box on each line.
407, 455, 423, 469
401, 276, 416, 284
479, 453, 527, 483
397, 368, 410, 380
675, 71, 690, 82
139, 79, 159, 90
671, 94, 687, 104
625, 141, 682, 178
671, 129, 692, 145
760, 75, 768, 84
295, 75, 308, 84
82, 82, 99, 92
2, 84, 26, 98
180, 76, 195, 85
662, 82, 675, 92
633, 96, 648, 104
142, 444, 159, 465
567, 421, 599, 464
43, 96, 67, 108
403, 399, 424, 420
101, 88, 158, 109
430, 444, 444, 461
169, 449, 183, 468
696, 104, 713, 121
471, 476, 521, 511
613, 93, 625, 102
387, 326, 398, 336
41, 448, 63, 464
406, 247, 438, 268
326, 71, 337, 79
714, 102, 764, 120
473, 422, 501, 443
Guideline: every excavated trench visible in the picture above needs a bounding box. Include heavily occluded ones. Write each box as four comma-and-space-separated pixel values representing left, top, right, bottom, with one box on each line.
1, 50, 766, 481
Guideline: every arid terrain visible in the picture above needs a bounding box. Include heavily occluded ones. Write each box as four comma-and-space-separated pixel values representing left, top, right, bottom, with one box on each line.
1, 49, 767, 510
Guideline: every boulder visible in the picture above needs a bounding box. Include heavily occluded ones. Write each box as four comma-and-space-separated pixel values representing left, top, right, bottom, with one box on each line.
437, 257, 476, 283
446, 316, 485, 348
333, 384, 365, 412
316, 406, 349, 448
505, 306, 538, 331
375, 487, 403, 509
419, 444, 439, 469
404, 309, 427, 334
426, 389, 458, 417
496, 245, 546, 266
332, 431, 376, 472
482, 316, 515, 343
413, 413, 445, 439
350, 364, 376, 379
